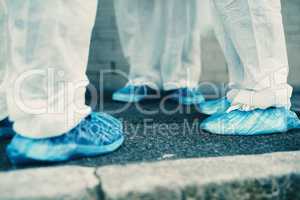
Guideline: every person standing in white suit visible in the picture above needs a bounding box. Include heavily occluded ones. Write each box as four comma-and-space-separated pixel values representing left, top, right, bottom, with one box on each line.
0, 0, 124, 164
113, 0, 205, 105
200, 0, 300, 135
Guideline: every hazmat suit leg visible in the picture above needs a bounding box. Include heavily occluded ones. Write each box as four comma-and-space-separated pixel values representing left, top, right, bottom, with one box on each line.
5, 0, 97, 139
112, 0, 164, 102
199, 0, 244, 115
160, 0, 202, 91
114, 0, 203, 103
212, 0, 292, 108
114, 0, 164, 89
1, 0, 124, 164
201, 0, 300, 135
0, 0, 8, 120
0, 0, 15, 138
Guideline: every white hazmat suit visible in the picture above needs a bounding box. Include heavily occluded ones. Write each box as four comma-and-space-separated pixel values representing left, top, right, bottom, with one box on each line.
211, 0, 292, 109
114, 0, 202, 90
200, 0, 300, 135
0, 0, 97, 139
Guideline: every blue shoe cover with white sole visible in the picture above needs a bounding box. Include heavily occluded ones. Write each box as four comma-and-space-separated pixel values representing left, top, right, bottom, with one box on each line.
170, 88, 205, 105
201, 107, 300, 135
113, 85, 158, 103
6, 112, 124, 165
198, 97, 231, 115
0, 118, 16, 139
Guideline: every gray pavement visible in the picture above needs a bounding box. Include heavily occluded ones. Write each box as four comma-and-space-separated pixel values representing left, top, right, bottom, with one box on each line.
1, 151, 300, 200
1, 93, 300, 171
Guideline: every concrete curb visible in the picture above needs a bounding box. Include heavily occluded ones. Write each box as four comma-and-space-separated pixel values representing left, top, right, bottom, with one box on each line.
97, 151, 300, 200
1, 151, 300, 200
0, 166, 101, 200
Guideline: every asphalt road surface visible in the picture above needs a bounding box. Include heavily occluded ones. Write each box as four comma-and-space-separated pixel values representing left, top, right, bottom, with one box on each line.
1, 94, 300, 171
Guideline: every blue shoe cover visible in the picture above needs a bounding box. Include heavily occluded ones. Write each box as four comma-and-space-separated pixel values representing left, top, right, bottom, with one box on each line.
0, 118, 16, 139
113, 85, 158, 103
170, 88, 205, 105
6, 112, 124, 165
201, 107, 300, 135
198, 97, 231, 115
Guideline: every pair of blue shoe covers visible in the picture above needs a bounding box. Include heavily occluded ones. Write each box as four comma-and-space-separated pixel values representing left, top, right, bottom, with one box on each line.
114, 85, 299, 135
113, 85, 205, 105
2, 112, 124, 165
199, 98, 300, 135
113, 85, 300, 135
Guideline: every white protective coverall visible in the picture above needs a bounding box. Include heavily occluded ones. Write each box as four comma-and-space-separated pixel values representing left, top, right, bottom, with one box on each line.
114, 0, 202, 90
0, 0, 97, 139
210, 0, 292, 109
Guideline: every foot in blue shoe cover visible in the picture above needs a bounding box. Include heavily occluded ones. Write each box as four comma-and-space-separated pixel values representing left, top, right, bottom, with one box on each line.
198, 97, 231, 115
113, 85, 159, 103
170, 88, 205, 105
0, 118, 16, 139
200, 107, 300, 135
6, 112, 124, 165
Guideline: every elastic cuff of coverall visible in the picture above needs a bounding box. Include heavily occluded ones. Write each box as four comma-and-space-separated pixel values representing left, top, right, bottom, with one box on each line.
128, 79, 160, 91
163, 81, 199, 91
227, 87, 293, 110
13, 105, 92, 139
